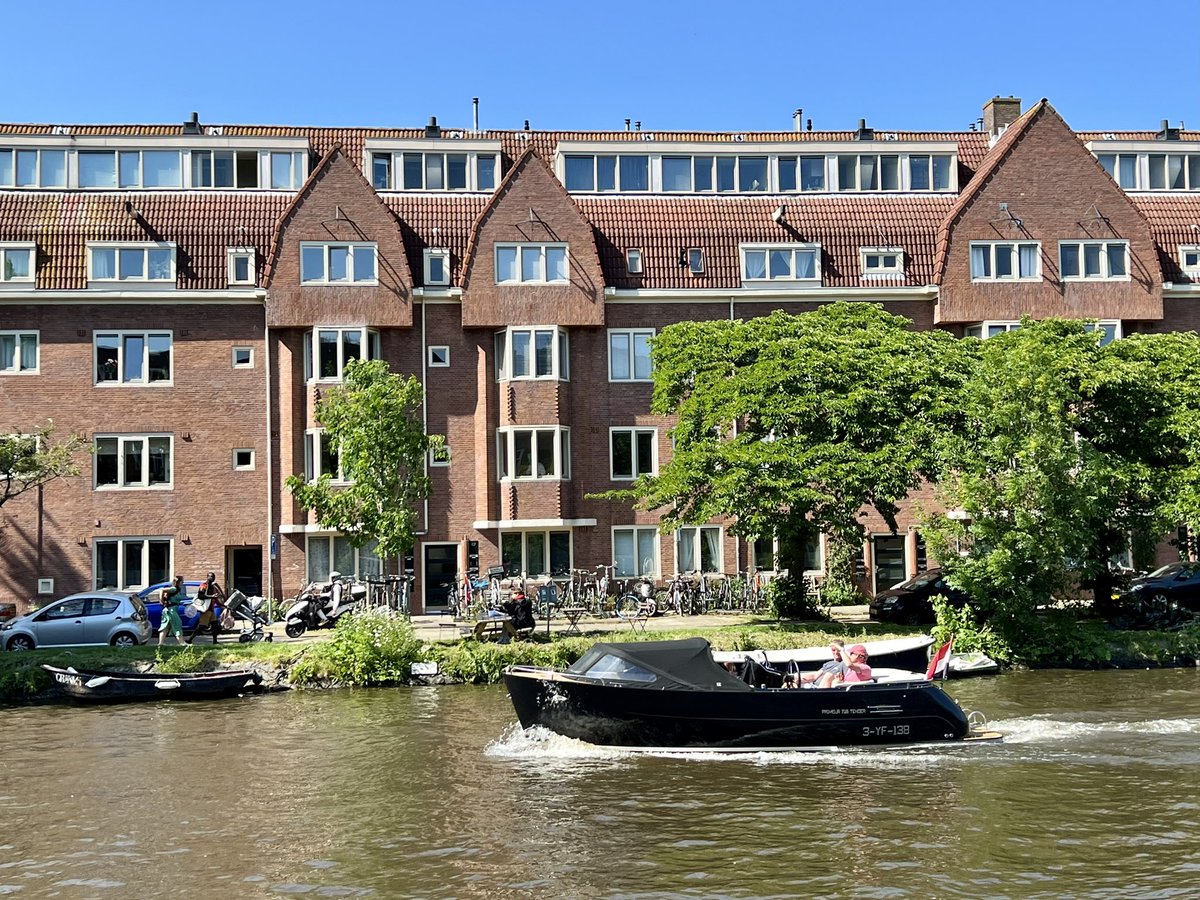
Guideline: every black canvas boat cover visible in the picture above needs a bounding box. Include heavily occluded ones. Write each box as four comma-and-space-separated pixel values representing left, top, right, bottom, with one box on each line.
566, 637, 752, 692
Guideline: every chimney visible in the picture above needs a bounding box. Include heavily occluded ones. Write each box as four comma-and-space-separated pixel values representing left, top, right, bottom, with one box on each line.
183, 112, 201, 135
424, 116, 441, 139
983, 96, 1022, 138
856, 118, 874, 141
793, 108, 803, 132
1156, 118, 1181, 141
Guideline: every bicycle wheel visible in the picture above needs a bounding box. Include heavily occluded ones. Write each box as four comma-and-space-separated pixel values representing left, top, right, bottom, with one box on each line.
615, 593, 642, 618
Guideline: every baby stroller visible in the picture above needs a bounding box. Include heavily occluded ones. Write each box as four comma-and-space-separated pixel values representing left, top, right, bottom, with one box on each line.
224, 590, 273, 643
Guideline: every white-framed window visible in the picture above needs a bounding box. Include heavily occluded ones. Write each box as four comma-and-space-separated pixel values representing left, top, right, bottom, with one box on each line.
75, 149, 183, 189
751, 536, 778, 572
0, 331, 38, 374
1096, 153, 1140, 189
609, 328, 654, 381
1180, 245, 1200, 275
428, 345, 450, 368
370, 150, 499, 192
227, 248, 256, 285
87, 242, 176, 284
305, 534, 384, 582
686, 248, 705, 275
303, 327, 381, 381
907, 154, 954, 191
0, 148, 68, 188
300, 242, 377, 285
494, 243, 569, 284
424, 248, 450, 286
563, 154, 649, 192
837, 154, 902, 191
94, 434, 172, 489
500, 530, 572, 578
190, 149, 259, 188
429, 440, 451, 467
94, 536, 172, 591
969, 242, 1041, 281
626, 248, 643, 274
269, 151, 307, 189
232, 346, 253, 368
233, 448, 255, 470
494, 326, 569, 380
304, 428, 346, 483
610, 427, 657, 480
94, 331, 172, 385
1096, 151, 1200, 191
860, 247, 904, 277
964, 321, 1021, 339
1085, 320, 1122, 346
741, 244, 821, 283
613, 526, 658, 578
675, 525, 723, 574
1, 243, 35, 284
496, 426, 571, 480
1059, 241, 1129, 280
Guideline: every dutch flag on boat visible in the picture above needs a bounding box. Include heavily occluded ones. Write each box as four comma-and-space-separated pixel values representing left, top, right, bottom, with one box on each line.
925, 638, 954, 680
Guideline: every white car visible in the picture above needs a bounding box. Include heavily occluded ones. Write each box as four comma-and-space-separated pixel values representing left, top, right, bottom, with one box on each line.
1, 591, 152, 651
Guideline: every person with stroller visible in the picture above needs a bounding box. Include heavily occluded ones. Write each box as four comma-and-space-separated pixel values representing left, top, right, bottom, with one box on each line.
157, 575, 187, 646
187, 571, 226, 644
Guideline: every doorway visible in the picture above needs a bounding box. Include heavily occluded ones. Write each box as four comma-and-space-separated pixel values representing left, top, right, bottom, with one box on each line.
872, 536, 907, 595
228, 546, 263, 597
423, 543, 459, 610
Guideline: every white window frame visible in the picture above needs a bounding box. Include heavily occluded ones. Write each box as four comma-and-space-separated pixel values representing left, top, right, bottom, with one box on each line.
86, 242, 176, 284
299, 242, 378, 285
608, 328, 654, 382
1059, 240, 1130, 281
369, 149, 500, 192
1180, 245, 1200, 275
859, 247, 905, 277
94, 330, 173, 386
0, 148, 68, 188
93, 536, 173, 591
428, 345, 450, 368
0, 330, 38, 374
740, 244, 821, 284
304, 428, 348, 483
612, 526, 659, 578
227, 248, 256, 285
494, 243, 570, 285
687, 248, 705, 275
674, 525, 724, 574
233, 448, 255, 471
424, 248, 451, 286
1085, 320, 1123, 346
969, 241, 1042, 282
625, 248, 643, 274
494, 326, 569, 381
232, 346, 253, 368
304, 327, 381, 382
964, 321, 1021, 339
609, 427, 657, 480
305, 534, 384, 583
1096, 152, 1141, 189
429, 439, 451, 467
500, 529, 573, 579
496, 426, 571, 481
0, 242, 35, 284
561, 153, 650, 192
94, 433, 173, 490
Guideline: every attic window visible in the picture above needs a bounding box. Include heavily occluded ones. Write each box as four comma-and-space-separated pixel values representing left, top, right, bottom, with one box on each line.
424, 248, 450, 286
1181, 245, 1200, 274
686, 248, 704, 275
626, 248, 643, 274
860, 247, 904, 276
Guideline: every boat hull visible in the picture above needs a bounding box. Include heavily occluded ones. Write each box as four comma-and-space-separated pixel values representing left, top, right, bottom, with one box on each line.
43, 665, 263, 703
504, 667, 970, 749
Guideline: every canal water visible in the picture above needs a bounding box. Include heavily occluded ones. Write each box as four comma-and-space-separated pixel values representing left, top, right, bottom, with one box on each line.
1, 669, 1197, 899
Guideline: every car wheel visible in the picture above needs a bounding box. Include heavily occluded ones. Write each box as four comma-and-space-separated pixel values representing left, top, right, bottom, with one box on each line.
110, 632, 138, 648
902, 609, 925, 626
6, 634, 34, 651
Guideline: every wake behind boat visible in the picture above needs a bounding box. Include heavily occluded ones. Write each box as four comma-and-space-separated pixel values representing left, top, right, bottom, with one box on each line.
43, 664, 263, 703
504, 637, 996, 750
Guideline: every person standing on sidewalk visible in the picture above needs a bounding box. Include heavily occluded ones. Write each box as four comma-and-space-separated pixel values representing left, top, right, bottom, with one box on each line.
158, 575, 187, 646
187, 571, 226, 644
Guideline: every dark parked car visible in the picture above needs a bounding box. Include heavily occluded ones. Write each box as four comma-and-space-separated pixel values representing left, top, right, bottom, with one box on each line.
1120, 562, 1200, 612
869, 568, 972, 625
136, 581, 212, 632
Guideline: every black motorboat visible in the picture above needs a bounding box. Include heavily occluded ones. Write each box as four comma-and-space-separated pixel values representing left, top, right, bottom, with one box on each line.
504, 638, 996, 750
43, 664, 263, 703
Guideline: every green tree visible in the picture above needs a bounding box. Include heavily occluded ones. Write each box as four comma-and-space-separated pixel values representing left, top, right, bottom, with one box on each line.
285, 359, 439, 559
0, 422, 87, 507
625, 303, 975, 600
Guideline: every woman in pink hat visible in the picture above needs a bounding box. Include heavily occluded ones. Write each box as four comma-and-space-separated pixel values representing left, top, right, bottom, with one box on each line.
839, 644, 873, 682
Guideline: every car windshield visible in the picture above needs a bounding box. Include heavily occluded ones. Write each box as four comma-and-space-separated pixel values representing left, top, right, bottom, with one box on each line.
1146, 563, 1186, 579
897, 570, 941, 590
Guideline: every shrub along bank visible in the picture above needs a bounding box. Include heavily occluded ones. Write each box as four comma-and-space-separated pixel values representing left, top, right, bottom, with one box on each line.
3, 607, 1198, 705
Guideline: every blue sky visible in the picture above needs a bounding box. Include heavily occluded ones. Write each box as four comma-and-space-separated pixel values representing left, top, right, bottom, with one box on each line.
6, 0, 1198, 133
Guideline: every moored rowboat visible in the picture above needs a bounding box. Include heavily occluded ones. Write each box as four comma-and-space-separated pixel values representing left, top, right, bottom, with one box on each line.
43, 664, 263, 703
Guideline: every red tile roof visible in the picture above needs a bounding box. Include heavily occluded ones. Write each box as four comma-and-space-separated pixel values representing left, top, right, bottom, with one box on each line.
1133, 195, 1200, 283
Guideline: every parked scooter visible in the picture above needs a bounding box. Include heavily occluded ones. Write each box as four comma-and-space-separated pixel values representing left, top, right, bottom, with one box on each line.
283, 572, 366, 638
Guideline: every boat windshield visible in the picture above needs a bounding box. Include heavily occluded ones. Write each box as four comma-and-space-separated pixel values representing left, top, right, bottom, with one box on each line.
576, 652, 657, 683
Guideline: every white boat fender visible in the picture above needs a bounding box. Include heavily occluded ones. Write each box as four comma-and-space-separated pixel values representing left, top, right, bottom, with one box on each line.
84, 676, 111, 688
66, 666, 79, 675
154, 679, 182, 690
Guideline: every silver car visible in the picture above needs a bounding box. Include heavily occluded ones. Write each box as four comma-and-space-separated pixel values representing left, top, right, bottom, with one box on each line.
0, 591, 152, 651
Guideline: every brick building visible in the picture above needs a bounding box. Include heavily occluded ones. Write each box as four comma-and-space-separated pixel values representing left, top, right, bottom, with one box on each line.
2, 97, 1199, 613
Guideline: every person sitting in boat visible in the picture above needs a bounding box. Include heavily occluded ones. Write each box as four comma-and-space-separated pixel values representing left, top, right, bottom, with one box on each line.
836, 644, 873, 683
801, 640, 847, 688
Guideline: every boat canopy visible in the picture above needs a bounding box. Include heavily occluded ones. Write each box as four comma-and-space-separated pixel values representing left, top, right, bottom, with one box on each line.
566, 637, 752, 692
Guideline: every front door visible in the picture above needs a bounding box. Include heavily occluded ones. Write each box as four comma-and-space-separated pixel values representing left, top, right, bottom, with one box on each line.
873, 535, 907, 596
228, 547, 263, 597
423, 543, 459, 610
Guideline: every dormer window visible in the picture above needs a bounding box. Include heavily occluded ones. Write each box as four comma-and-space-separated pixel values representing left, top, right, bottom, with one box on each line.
860, 247, 904, 277
740, 244, 821, 284
687, 249, 705, 275
0, 244, 34, 284
0, 149, 67, 188
626, 248, 643, 274
1181, 246, 1200, 275
87, 243, 176, 284
424, 248, 451, 286
368, 149, 499, 192
227, 249, 256, 285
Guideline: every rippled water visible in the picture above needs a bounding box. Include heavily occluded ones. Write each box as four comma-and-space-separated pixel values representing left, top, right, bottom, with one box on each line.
1, 669, 1197, 898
